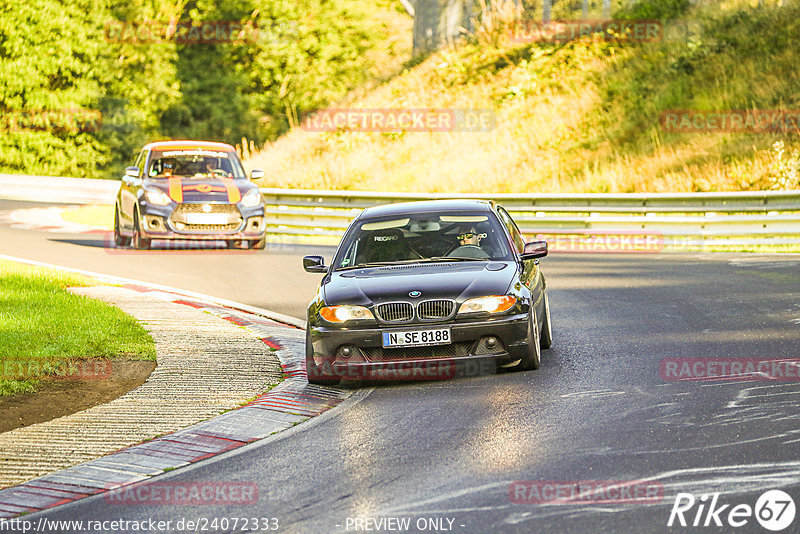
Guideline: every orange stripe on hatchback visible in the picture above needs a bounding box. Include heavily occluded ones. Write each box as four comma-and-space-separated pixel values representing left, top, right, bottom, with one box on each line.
168, 177, 183, 202
223, 181, 241, 203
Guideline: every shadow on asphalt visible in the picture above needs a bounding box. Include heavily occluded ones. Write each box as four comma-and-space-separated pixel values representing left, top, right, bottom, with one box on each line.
49, 237, 111, 249
51, 237, 245, 251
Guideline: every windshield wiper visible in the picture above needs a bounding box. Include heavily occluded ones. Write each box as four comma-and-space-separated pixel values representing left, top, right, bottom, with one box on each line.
426, 257, 487, 262
336, 257, 487, 271
336, 260, 420, 271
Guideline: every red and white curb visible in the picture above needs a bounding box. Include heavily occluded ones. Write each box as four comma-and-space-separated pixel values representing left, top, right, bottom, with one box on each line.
0, 256, 346, 518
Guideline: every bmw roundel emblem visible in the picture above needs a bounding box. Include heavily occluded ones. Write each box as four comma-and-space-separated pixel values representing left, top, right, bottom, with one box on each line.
409, 291, 422, 298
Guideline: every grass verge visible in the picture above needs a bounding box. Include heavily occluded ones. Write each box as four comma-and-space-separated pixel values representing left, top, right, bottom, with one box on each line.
0, 260, 156, 396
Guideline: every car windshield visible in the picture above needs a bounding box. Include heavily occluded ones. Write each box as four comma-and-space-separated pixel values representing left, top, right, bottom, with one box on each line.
147, 149, 246, 179
332, 211, 513, 270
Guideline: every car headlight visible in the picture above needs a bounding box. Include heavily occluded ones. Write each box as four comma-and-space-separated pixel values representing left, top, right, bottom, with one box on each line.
240, 188, 262, 208
320, 305, 375, 323
458, 295, 517, 315
144, 189, 171, 206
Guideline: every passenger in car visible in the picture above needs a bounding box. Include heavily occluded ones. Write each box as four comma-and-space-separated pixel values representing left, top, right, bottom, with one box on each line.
360, 229, 413, 263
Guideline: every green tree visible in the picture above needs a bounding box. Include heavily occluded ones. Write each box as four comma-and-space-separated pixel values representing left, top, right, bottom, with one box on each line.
162, 0, 380, 143
0, 0, 383, 177
0, 0, 181, 178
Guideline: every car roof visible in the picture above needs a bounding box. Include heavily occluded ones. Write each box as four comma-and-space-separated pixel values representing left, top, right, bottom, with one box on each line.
359, 199, 496, 220
142, 140, 236, 152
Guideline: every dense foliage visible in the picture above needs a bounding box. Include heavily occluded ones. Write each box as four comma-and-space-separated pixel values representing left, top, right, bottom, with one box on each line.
0, 0, 381, 178
250, 0, 800, 194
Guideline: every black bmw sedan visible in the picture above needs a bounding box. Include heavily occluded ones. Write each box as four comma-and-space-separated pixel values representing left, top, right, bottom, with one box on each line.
303, 199, 552, 384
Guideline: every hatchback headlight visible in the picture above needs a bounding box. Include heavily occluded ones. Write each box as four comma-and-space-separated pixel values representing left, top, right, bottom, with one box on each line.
320, 305, 374, 323
144, 189, 171, 206
458, 295, 517, 315
241, 188, 262, 207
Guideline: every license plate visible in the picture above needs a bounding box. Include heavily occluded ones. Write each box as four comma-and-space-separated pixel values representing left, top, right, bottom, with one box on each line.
184, 213, 229, 225
382, 328, 451, 348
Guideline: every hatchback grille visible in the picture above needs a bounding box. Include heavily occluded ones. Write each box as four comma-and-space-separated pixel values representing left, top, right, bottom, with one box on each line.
170, 203, 242, 232
180, 223, 241, 231
174, 203, 239, 215
417, 299, 455, 320
375, 302, 413, 323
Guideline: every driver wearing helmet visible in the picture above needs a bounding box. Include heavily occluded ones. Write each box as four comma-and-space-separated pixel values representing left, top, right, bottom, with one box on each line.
161, 158, 177, 177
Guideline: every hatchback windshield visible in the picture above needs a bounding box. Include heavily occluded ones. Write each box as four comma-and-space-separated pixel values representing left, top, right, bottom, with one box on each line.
147, 149, 246, 179
333, 212, 513, 269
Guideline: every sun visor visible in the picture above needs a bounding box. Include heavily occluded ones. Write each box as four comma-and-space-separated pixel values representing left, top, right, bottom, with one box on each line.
439, 215, 488, 223
360, 218, 410, 231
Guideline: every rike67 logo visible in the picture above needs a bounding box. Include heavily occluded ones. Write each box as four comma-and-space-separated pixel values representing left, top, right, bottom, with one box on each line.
668, 490, 796, 531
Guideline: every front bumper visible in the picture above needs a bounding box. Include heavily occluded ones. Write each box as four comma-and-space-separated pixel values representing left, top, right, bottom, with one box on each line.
139, 202, 265, 240
308, 313, 529, 381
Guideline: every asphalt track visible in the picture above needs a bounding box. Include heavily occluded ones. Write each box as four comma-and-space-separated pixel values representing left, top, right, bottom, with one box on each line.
3, 200, 800, 533
0, 200, 329, 319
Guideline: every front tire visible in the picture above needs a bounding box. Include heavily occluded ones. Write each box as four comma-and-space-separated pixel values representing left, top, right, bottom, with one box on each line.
514, 308, 541, 371
132, 215, 151, 250
305, 329, 338, 385
540, 290, 553, 350
113, 207, 131, 248
250, 236, 266, 250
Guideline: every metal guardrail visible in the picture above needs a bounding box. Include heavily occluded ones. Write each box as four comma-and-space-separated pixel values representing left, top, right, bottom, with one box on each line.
259, 188, 800, 248
1, 175, 798, 249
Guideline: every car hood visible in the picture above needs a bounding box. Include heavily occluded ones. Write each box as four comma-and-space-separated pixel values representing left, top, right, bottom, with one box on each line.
323, 261, 516, 305
144, 177, 256, 204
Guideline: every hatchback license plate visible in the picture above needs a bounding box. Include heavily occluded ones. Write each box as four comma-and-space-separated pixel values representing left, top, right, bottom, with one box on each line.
184, 213, 229, 225
382, 328, 451, 348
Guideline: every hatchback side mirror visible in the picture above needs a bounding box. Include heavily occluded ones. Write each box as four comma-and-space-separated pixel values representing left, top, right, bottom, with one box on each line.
303, 255, 328, 273
124, 166, 139, 178
520, 240, 548, 260
250, 169, 264, 180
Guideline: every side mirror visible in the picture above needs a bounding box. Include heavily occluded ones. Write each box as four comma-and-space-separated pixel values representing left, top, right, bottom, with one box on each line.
124, 166, 139, 178
250, 169, 264, 180
303, 255, 328, 273
520, 240, 548, 260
